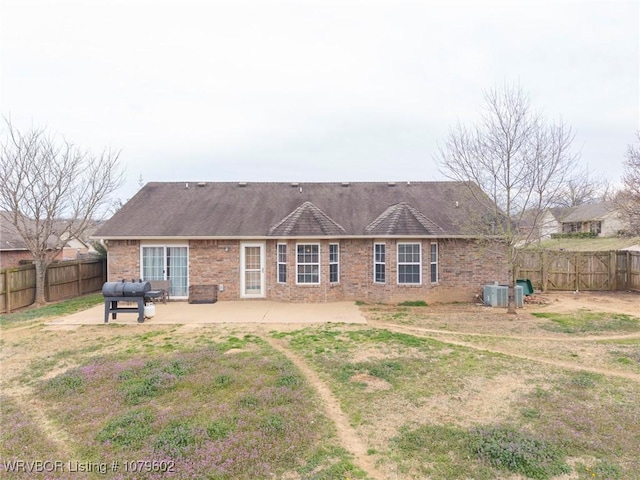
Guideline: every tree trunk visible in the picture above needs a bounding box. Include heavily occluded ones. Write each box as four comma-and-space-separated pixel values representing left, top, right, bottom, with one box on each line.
507, 284, 517, 314
34, 258, 48, 305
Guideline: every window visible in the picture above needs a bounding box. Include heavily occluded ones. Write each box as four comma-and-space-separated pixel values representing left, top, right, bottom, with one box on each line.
374, 243, 386, 283
430, 242, 438, 283
277, 243, 287, 283
329, 243, 339, 283
297, 244, 320, 284
397, 243, 421, 285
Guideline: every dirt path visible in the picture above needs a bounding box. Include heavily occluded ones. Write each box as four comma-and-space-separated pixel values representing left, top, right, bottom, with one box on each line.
2, 384, 75, 458
371, 322, 640, 383
262, 336, 385, 480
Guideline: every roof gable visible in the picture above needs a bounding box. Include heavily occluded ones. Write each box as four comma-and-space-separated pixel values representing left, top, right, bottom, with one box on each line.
365, 202, 444, 235
268, 202, 346, 236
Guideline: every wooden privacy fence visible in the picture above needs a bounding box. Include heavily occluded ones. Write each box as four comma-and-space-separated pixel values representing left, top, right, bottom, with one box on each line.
0, 258, 106, 313
517, 250, 640, 293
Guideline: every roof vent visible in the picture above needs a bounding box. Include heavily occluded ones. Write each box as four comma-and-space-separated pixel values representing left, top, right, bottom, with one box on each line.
238, 182, 248, 187
388, 182, 396, 187
341, 182, 350, 187
197, 182, 206, 187
290, 182, 299, 187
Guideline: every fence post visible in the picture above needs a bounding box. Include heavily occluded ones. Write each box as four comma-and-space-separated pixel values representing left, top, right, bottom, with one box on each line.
5, 269, 10, 314
541, 250, 548, 292
575, 253, 579, 292
610, 251, 617, 290
77, 262, 82, 296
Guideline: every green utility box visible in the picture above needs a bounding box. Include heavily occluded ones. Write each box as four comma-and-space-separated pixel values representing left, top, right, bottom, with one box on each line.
516, 279, 534, 296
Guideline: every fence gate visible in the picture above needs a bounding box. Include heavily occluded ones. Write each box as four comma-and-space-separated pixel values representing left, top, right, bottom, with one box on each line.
517, 250, 639, 293
576, 253, 611, 291
546, 251, 576, 291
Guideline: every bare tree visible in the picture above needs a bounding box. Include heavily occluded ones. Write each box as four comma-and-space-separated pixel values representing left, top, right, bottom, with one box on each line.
0, 118, 124, 304
615, 133, 640, 235
550, 167, 613, 208
435, 84, 580, 313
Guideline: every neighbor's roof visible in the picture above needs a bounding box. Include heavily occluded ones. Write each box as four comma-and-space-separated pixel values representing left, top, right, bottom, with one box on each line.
0, 211, 29, 251
560, 201, 617, 223
94, 181, 497, 239
0, 211, 98, 251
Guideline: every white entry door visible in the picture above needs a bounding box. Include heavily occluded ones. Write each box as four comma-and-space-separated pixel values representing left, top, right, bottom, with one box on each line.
241, 243, 265, 298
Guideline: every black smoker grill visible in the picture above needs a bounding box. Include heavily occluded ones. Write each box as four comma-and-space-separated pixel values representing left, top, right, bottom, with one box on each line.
102, 280, 163, 323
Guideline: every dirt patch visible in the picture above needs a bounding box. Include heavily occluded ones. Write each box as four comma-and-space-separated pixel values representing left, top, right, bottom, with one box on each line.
535, 291, 640, 316
425, 374, 536, 427
350, 373, 392, 392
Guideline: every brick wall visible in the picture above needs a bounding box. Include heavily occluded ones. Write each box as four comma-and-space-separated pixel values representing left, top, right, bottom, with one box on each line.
0, 250, 64, 269
189, 240, 239, 301
0, 250, 34, 269
106, 240, 140, 281
105, 237, 508, 303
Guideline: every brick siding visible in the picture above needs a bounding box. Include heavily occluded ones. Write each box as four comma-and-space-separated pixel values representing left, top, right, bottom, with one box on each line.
106, 238, 507, 303
106, 240, 140, 281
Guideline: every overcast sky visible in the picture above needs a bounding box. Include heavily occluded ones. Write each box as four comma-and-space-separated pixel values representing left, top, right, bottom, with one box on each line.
1, 0, 638, 203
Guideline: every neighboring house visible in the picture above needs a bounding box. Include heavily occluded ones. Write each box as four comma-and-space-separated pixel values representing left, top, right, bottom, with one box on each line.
558, 201, 623, 237
516, 207, 569, 243
93, 181, 509, 304
538, 207, 570, 239
0, 212, 97, 269
521, 202, 624, 242
61, 236, 97, 261
0, 214, 35, 268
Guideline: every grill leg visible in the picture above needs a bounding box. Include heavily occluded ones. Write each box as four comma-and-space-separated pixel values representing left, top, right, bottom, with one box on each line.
137, 297, 145, 323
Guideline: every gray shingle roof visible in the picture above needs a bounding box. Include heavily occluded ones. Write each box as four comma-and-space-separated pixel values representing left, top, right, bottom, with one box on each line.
94, 181, 495, 238
560, 201, 616, 223
268, 202, 346, 236
365, 202, 444, 236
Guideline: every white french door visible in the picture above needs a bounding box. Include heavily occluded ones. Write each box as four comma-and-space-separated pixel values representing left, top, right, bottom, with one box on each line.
141, 245, 189, 298
241, 242, 265, 298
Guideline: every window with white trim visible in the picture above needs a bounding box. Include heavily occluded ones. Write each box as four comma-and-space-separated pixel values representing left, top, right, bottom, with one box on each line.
374, 243, 386, 283
397, 243, 421, 285
297, 243, 320, 284
430, 242, 438, 283
329, 243, 339, 283
277, 243, 287, 283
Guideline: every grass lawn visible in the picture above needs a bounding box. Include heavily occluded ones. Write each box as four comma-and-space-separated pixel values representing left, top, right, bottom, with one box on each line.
1, 297, 639, 479
532, 236, 640, 251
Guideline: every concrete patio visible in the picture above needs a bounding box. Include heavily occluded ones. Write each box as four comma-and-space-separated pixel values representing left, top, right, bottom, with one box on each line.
44, 300, 368, 326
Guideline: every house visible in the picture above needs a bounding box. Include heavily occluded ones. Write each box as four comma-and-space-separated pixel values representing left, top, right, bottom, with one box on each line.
93, 181, 509, 304
520, 202, 625, 242
558, 201, 623, 237
0, 212, 39, 268
0, 212, 99, 269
